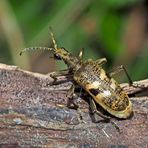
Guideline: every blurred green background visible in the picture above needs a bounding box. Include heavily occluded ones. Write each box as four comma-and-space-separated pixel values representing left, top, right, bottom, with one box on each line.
0, 0, 148, 83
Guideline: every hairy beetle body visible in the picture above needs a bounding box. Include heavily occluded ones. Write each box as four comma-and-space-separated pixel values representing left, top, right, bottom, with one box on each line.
20, 31, 133, 119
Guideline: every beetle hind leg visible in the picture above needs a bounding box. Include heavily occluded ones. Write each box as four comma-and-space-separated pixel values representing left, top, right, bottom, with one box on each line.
89, 97, 110, 121
108, 65, 146, 94
89, 97, 121, 132
108, 65, 133, 85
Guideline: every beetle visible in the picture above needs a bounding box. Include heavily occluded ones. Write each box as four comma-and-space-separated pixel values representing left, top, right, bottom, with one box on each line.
20, 31, 133, 123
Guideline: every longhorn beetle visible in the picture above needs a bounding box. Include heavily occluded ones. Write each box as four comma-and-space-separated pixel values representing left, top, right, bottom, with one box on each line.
20, 30, 133, 127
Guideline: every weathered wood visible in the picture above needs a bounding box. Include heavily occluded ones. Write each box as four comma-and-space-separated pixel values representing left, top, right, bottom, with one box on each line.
0, 63, 148, 148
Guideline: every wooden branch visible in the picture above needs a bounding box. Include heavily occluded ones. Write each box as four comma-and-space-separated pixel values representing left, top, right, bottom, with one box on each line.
0, 63, 148, 147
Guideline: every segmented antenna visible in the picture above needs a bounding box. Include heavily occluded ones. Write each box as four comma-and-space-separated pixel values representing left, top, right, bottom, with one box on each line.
49, 27, 58, 50
19, 47, 53, 56
20, 28, 58, 56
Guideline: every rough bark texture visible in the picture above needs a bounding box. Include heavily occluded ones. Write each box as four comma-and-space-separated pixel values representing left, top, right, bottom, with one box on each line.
0, 63, 148, 148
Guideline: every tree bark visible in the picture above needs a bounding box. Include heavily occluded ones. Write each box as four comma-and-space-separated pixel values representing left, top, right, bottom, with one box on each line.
0, 63, 148, 148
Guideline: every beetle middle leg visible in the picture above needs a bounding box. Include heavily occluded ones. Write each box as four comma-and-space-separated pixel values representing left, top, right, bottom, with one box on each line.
67, 84, 85, 122
67, 84, 79, 109
55, 84, 78, 109
89, 97, 120, 132
95, 58, 107, 66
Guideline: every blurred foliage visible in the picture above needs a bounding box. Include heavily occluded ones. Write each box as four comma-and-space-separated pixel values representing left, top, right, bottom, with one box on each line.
0, 0, 148, 82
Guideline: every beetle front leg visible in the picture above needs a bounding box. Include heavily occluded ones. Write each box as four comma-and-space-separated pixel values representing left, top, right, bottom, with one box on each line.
78, 48, 84, 59
108, 65, 133, 85
49, 70, 70, 85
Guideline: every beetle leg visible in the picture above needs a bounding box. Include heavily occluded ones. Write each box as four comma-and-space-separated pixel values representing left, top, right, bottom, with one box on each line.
95, 58, 107, 66
54, 84, 79, 112
67, 84, 79, 109
67, 84, 85, 122
49, 70, 70, 84
89, 97, 121, 132
108, 65, 133, 85
89, 97, 110, 121
78, 48, 84, 59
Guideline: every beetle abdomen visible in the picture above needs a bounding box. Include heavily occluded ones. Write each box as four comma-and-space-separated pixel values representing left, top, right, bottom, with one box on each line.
74, 60, 133, 118
88, 87, 129, 111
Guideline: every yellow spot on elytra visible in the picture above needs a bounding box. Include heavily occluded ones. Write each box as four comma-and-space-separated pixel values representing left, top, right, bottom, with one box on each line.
110, 78, 117, 90
100, 69, 107, 80
103, 90, 111, 97
86, 81, 101, 89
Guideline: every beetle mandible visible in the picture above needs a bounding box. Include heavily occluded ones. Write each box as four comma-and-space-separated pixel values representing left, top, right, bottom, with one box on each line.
20, 31, 133, 122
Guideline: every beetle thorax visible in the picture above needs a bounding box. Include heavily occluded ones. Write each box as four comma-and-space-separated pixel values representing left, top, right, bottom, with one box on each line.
56, 48, 81, 71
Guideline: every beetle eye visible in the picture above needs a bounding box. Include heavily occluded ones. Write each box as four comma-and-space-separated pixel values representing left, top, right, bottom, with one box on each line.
54, 54, 62, 60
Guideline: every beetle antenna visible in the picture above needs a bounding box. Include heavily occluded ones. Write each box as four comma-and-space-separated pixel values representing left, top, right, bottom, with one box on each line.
19, 47, 54, 56
49, 27, 58, 50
